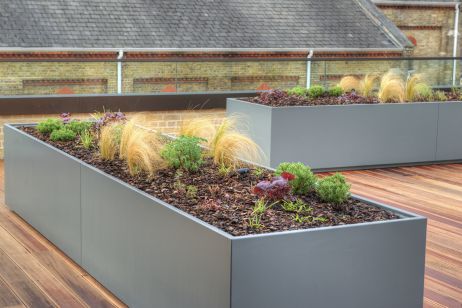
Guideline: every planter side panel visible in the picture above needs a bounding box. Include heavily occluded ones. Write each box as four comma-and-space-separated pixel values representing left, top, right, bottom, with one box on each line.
81, 165, 231, 308
231, 219, 426, 308
270, 104, 438, 169
436, 102, 462, 160
3, 125, 82, 263
227, 99, 272, 166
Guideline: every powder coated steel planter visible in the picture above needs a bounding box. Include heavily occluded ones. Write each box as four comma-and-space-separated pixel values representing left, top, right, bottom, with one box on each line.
4, 124, 427, 308
227, 98, 462, 170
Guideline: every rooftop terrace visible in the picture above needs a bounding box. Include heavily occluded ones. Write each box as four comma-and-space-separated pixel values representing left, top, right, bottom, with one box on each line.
0, 162, 460, 307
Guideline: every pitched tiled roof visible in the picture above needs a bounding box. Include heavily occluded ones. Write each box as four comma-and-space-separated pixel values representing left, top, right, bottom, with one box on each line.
0, 0, 411, 50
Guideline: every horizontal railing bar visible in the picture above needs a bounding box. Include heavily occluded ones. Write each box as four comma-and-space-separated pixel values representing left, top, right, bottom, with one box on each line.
0, 56, 461, 63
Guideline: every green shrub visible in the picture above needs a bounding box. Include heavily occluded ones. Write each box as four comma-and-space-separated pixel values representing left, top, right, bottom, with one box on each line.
328, 85, 343, 97
50, 128, 77, 142
316, 173, 351, 206
287, 86, 308, 97
275, 162, 317, 195
307, 85, 325, 98
161, 136, 204, 172
67, 120, 92, 135
37, 119, 63, 134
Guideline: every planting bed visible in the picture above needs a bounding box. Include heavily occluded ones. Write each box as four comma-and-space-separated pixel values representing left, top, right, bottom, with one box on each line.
21, 126, 397, 236
4, 117, 427, 308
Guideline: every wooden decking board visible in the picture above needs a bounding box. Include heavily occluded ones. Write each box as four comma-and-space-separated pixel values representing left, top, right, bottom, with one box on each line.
0, 275, 25, 308
328, 165, 462, 308
1, 162, 462, 307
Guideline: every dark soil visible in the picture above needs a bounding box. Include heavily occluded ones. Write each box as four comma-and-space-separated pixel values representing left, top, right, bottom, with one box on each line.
248, 91, 379, 107
22, 127, 399, 236
247, 90, 462, 107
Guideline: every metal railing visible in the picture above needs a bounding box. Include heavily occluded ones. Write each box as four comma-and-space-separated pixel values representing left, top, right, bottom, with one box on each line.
0, 56, 460, 97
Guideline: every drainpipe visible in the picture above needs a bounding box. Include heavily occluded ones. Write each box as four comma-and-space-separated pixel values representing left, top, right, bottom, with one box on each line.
117, 50, 124, 94
453, 3, 460, 86
306, 49, 314, 88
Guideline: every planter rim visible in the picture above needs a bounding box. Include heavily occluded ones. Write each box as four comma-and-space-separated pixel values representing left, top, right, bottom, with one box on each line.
229, 97, 462, 110
4, 123, 425, 240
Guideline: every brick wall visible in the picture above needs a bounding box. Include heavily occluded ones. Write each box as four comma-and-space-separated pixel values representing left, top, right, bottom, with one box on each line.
0, 109, 225, 159
378, 6, 458, 57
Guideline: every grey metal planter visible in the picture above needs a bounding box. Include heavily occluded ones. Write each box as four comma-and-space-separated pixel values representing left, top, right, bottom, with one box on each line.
4, 124, 427, 308
227, 98, 462, 170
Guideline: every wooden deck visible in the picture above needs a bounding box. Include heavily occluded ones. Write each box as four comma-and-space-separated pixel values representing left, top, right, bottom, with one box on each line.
335, 164, 462, 308
0, 161, 461, 307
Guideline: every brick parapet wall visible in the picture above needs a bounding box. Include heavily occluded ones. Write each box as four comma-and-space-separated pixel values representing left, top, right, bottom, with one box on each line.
0, 109, 225, 159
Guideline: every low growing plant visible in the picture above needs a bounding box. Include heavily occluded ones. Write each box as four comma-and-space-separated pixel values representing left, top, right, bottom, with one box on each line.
50, 128, 76, 142
247, 214, 263, 229
307, 85, 325, 98
433, 90, 447, 101
37, 118, 63, 134
414, 83, 433, 101
67, 120, 92, 135
253, 167, 265, 178
281, 198, 309, 213
161, 136, 204, 172
287, 86, 309, 97
218, 163, 232, 176
80, 130, 93, 149
252, 172, 294, 201
293, 213, 328, 224
275, 162, 317, 195
186, 185, 198, 199
328, 85, 343, 97
316, 173, 351, 208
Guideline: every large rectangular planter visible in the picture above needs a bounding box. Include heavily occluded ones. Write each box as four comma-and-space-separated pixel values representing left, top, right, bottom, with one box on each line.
4, 124, 427, 308
227, 98, 462, 170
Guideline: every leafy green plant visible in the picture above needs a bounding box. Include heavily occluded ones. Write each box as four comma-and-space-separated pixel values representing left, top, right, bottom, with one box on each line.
307, 85, 325, 98
253, 167, 265, 177
80, 130, 93, 149
328, 86, 343, 97
281, 198, 310, 213
293, 214, 328, 223
252, 198, 268, 215
248, 214, 263, 229
287, 86, 309, 97
50, 128, 76, 142
161, 136, 204, 172
66, 120, 92, 135
275, 162, 317, 195
186, 185, 198, 199
316, 173, 351, 208
37, 118, 63, 134
218, 163, 232, 176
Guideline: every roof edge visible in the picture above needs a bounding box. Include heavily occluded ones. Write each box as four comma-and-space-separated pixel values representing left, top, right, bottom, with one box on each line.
0, 47, 405, 52
354, 0, 415, 49
373, 1, 460, 7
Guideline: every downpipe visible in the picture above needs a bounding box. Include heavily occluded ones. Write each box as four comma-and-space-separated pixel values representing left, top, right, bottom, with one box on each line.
117, 50, 124, 94
306, 49, 314, 88
453, 3, 460, 86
